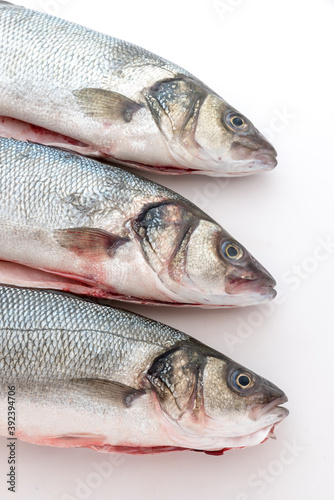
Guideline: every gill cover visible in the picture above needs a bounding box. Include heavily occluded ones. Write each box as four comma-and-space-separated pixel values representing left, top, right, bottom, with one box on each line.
132, 202, 202, 274
143, 75, 277, 175
147, 346, 205, 420
143, 76, 207, 162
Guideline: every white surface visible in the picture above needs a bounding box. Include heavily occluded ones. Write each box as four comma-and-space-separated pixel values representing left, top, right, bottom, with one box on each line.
0, 0, 333, 499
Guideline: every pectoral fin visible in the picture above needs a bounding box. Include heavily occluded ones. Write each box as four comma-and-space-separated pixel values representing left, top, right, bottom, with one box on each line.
73, 88, 143, 122
70, 378, 145, 407
55, 227, 129, 258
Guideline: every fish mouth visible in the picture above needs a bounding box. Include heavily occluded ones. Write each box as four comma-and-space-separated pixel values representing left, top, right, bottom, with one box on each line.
230, 141, 277, 174
251, 395, 289, 423
225, 277, 277, 299
248, 152, 277, 171
235, 152, 277, 174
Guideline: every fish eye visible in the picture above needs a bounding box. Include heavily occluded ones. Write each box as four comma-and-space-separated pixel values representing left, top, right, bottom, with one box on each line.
232, 370, 254, 391
225, 112, 248, 131
221, 241, 244, 261
236, 374, 252, 388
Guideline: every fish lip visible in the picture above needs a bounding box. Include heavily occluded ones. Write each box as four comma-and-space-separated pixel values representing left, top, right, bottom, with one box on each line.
230, 141, 277, 173
216, 154, 277, 175
251, 395, 289, 421
242, 152, 277, 173
225, 277, 277, 298
251, 152, 278, 170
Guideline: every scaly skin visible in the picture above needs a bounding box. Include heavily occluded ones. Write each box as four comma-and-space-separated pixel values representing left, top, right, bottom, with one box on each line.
0, 138, 276, 307
0, 286, 288, 454
0, 2, 277, 176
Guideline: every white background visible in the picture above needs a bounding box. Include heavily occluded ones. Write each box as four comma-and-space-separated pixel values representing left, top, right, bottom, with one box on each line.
0, 0, 333, 499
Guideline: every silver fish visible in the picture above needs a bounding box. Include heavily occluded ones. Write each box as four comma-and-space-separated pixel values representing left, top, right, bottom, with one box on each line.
0, 286, 288, 455
0, 138, 276, 307
0, 2, 277, 176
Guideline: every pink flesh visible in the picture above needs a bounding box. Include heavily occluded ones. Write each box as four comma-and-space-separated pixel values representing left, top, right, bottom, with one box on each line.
86, 445, 230, 455
0, 116, 101, 156
0, 115, 195, 174
14, 425, 280, 456
0, 260, 153, 303
17, 431, 231, 455
0, 260, 104, 296
15, 424, 280, 456
0, 260, 222, 307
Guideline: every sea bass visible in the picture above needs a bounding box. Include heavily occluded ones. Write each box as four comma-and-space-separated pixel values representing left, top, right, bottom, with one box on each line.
0, 138, 276, 307
0, 2, 277, 176
0, 286, 288, 455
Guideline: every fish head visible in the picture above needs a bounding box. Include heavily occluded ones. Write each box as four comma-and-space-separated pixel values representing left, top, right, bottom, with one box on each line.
179, 219, 276, 306
143, 76, 277, 176
193, 94, 277, 176
133, 202, 276, 306
200, 355, 289, 446
147, 345, 288, 451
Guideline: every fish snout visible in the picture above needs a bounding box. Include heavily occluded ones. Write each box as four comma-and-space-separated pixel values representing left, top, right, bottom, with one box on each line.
231, 134, 277, 172
248, 374, 289, 423
250, 390, 289, 422
251, 150, 277, 170
225, 260, 276, 298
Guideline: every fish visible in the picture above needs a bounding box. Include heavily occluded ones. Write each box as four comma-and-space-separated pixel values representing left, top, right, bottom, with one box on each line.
0, 138, 276, 307
0, 286, 288, 455
0, 2, 277, 176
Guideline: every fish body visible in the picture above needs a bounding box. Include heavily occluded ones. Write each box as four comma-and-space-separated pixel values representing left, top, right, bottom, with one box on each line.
0, 2, 276, 176
0, 286, 288, 454
0, 138, 275, 307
